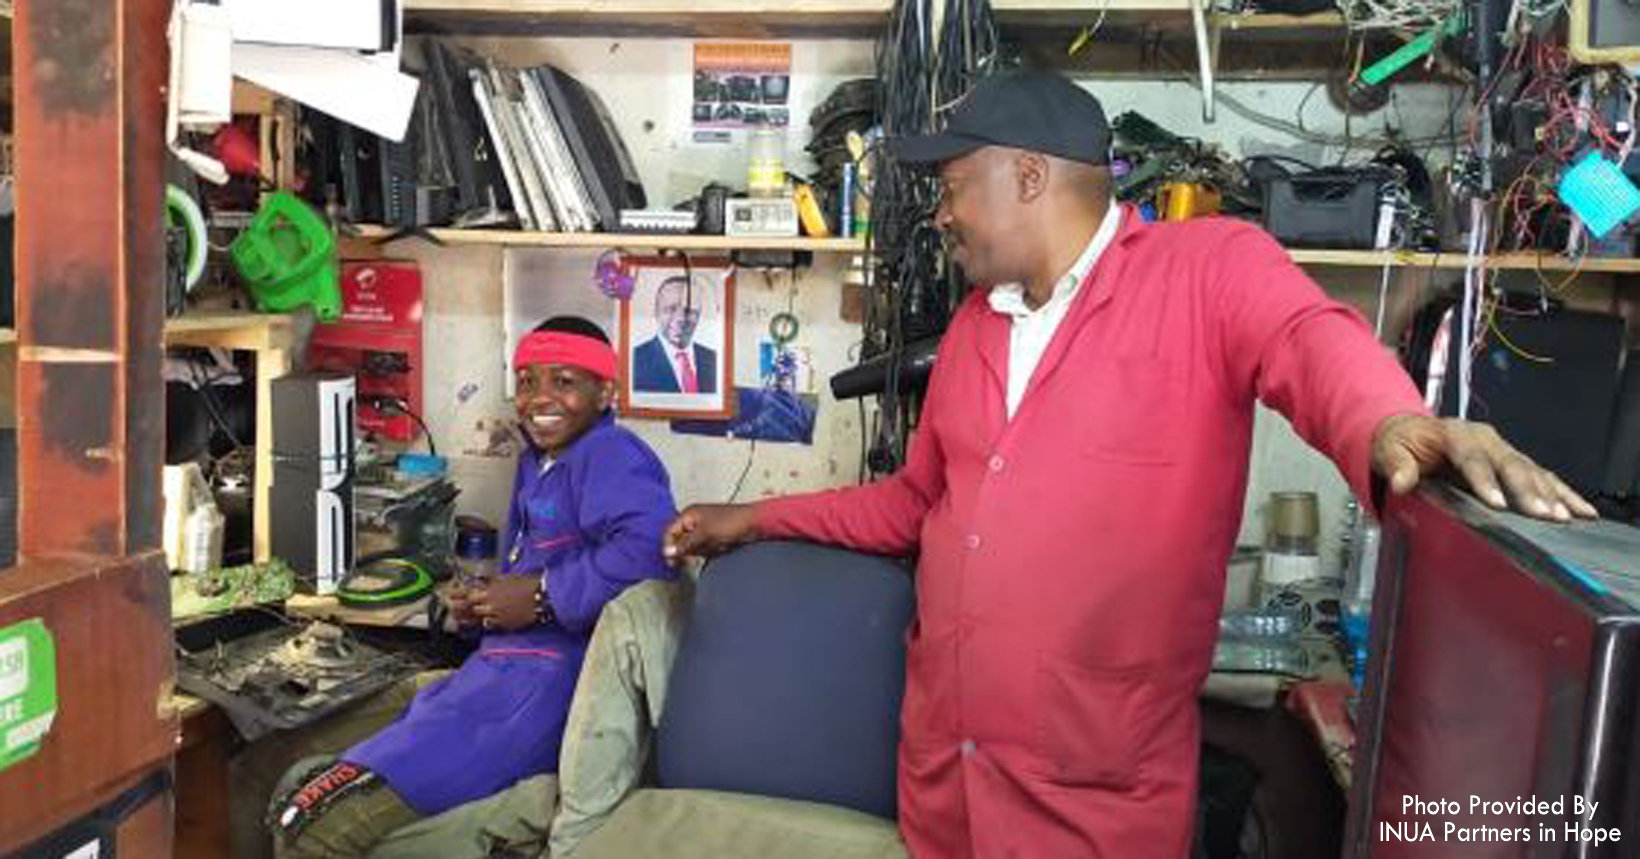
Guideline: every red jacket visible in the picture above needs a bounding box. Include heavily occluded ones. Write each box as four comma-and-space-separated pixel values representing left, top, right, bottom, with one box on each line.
758, 207, 1428, 858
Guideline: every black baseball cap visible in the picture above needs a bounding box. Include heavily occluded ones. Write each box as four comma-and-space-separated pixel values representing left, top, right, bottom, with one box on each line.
887, 69, 1112, 167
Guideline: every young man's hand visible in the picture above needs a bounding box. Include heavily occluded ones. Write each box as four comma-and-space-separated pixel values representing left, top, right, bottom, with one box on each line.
468, 576, 544, 630
442, 582, 482, 628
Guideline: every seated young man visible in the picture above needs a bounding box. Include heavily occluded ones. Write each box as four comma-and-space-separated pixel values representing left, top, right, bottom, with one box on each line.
270, 316, 678, 857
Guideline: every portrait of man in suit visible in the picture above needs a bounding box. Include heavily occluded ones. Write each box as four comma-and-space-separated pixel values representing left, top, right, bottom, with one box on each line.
632, 276, 719, 395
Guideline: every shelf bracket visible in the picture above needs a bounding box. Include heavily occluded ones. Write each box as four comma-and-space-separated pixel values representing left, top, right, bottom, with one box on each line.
1192, 0, 1219, 123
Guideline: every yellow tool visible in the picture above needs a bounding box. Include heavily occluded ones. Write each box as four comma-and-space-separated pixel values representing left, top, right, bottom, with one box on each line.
1160, 182, 1222, 221
793, 182, 831, 238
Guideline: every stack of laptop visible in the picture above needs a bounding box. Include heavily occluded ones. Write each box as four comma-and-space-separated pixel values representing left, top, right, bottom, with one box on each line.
310, 39, 648, 233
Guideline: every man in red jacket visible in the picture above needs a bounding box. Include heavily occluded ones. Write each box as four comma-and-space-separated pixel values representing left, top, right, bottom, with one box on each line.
666, 69, 1593, 857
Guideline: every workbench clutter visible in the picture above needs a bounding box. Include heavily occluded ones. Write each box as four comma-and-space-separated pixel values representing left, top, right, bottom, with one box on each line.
350, 451, 460, 598
174, 614, 424, 739
1257, 491, 1338, 638
1207, 490, 1359, 709
269, 372, 459, 606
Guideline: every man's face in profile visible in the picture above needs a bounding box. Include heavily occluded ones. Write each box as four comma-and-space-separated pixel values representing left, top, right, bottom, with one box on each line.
655, 278, 702, 351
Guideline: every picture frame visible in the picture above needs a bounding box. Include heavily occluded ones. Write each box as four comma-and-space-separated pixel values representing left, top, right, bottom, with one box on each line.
619, 256, 736, 420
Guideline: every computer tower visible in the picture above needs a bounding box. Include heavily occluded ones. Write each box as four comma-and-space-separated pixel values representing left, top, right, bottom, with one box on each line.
1406, 299, 1626, 497
1345, 486, 1640, 857
271, 373, 355, 594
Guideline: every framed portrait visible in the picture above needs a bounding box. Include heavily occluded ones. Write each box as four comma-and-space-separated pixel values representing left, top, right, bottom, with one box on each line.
619, 256, 736, 420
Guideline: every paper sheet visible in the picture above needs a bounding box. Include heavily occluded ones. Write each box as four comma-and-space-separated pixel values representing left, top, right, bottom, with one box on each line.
225, 0, 387, 52
174, 2, 233, 129
233, 43, 420, 142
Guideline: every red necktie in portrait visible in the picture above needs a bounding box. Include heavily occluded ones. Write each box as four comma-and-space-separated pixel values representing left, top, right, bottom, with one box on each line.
676, 349, 698, 394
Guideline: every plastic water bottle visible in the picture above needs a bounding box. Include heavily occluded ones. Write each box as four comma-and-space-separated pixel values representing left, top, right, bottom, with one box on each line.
1341, 520, 1382, 693
454, 521, 499, 586
182, 503, 224, 575
747, 124, 787, 198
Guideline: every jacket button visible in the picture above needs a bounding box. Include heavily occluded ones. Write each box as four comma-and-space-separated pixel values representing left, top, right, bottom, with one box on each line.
964, 534, 981, 550
960, 739, 976, 756
987, 455, 1004, 473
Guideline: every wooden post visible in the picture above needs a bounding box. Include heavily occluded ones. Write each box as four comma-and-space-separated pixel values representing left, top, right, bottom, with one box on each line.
15, 0, 167, 558
0, 0, 176, 852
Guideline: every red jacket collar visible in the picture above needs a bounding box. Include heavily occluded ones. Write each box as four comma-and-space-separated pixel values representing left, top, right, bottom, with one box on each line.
973, 203, 1144, 389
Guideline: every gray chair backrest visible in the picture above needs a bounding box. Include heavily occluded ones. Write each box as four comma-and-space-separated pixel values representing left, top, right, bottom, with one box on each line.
656, 541, 913, 820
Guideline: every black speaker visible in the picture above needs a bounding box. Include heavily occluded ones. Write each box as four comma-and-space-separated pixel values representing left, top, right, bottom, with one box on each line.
271, 373, 355, 594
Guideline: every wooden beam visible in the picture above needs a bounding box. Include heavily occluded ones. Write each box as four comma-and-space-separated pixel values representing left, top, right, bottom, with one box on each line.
14, 0, 168, 558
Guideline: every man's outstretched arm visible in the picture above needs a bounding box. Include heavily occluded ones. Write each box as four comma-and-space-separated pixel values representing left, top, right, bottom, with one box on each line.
1213, 225, 1592, 520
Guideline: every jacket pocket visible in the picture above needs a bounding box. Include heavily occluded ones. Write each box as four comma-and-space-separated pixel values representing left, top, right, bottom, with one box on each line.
1031, 658, 1157, 790
1079, 357, 1181, 465
899, 623, 958, 761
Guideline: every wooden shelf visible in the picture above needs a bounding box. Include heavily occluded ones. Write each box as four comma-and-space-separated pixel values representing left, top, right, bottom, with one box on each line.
164, 310, 294, 350
341, 231, 1640, 272
354, 225, 867, 253
406, 0, 889, 35
0, 311, 293, 348
1287, 249, 1640, 274
1215, 10, 1343, 30
403, 0, 1338, 35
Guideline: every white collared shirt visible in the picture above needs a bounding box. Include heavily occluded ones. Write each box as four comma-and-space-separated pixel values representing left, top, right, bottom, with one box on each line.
987, 202, 1121, 418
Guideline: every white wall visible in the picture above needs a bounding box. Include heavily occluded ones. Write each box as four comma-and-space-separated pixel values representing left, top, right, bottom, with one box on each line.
395, 35, 1469, 573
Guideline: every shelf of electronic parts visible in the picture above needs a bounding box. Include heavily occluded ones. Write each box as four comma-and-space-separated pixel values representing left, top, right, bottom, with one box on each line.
0, 312, 293, 351
356, 225, 868, 253
1288, 249, 1640, 274
402, 0, 1333, 35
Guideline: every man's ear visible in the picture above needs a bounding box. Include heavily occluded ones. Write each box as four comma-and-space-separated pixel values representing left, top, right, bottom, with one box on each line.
1016, 151, 1049, 203
599, 379, 618, 410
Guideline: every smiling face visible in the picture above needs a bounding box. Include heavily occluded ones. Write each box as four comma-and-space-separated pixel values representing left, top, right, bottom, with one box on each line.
514, 363, 614, 455
654, 278, 702, 351
934, 146, 1031, 286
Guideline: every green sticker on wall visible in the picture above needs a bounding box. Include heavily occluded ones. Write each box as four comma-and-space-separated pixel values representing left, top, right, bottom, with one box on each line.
0, 619, 58, 772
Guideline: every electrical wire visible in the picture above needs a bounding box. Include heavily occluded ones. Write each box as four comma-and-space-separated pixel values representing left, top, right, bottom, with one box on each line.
728, 438, 758, 502
1337, 0, 1462, 31
403, 408, 438, 458
1487, 312, 1554, 363
1458, 197, 1489, 419
379, 396, 438, 457
187, 358, 248, 452
1374, 255, 1394, 340
1153, 46, 1463, 151
859, 0, 996, 476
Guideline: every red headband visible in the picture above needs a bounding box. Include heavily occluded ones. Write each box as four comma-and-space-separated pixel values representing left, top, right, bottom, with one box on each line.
514, 331, 619, 380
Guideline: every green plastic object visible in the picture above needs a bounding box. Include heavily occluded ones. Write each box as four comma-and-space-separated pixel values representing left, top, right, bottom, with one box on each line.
337, 557, 436, 608
1360, 14, 1467, 87
230, 191, 341, 321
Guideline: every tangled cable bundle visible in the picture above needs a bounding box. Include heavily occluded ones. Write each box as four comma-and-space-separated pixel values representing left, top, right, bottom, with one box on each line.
861, 0, 997, 472
1337, 0, 1463, 30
